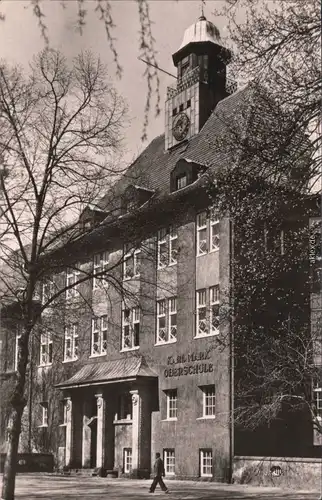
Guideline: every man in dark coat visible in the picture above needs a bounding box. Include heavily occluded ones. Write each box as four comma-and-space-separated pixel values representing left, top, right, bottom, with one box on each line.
149, 452, 169, 493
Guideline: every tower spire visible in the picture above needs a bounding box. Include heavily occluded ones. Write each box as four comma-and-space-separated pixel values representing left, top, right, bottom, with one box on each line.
200, 0, 206, 20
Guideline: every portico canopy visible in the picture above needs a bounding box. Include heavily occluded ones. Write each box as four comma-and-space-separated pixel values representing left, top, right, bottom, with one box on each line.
56, 356, 157, 389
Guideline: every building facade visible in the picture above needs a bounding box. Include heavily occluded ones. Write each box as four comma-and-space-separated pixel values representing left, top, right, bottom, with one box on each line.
0, 15, 321, 481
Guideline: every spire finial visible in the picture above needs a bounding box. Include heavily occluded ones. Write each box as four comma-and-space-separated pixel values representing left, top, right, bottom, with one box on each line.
199, 0, 206, 21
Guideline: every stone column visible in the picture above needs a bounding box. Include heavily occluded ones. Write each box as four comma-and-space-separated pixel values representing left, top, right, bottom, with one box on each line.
82, 399, 91, 468
65, 397, 73, 467
130, 390, 140, 475
95, 393, 106, 468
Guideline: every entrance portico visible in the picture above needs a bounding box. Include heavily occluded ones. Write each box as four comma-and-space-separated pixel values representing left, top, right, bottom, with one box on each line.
56, 357, 157, 477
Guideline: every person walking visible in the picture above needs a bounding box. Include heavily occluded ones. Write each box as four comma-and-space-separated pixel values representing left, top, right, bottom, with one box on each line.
149, 452, 169, 494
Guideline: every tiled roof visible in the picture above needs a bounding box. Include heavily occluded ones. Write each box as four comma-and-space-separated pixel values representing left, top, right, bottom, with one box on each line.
98, 84, 253, 210
56, 356, 157, 388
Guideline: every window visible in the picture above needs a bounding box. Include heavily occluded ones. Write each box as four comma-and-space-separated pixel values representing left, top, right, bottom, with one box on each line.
314, 389, 322, 419
196, 287, 220, 337
180, 55, 190, 78
169, 228, 178, 265
197, 210, 220, 256
91, 315, 108, 356
165, 389, 177, 420
172, 107, 177, 117
210, 209, 220, 251
93, 251, 109, 289
40, 402, 48, 427
40, 331, 53, 366
116, 393, 132, 421
187, 99, 191, 108
201, 386, 216, 418
196, 290, 207, 336
158, 228, 168, 268
156, 297, 177, 344
15, 327, 21, 371
64, 324, 78, 362
123, 448, 132, 473
158, 227, 178, 268
176, 174, 187, 190
164, 449, 175, 475
200, 449, 213, 477
122, 306, 140, 350
66, 267, 80, 299
179, 103, 184, 112
42, 279, 55, 305
210, 286, 220, 335
197, 212, 207, 255
123, 244, 141, 280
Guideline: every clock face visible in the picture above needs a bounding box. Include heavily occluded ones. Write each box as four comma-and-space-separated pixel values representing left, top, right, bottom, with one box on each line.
172, 112, 190, 141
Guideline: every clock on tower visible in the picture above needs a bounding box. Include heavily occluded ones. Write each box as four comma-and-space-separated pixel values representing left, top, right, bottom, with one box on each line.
165, 15, 234, 151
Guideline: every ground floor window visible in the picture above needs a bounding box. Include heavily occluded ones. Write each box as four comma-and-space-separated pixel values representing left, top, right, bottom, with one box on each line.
123, 448, 132, 473
39, 402, 48, 427
314, 388, 322, 418
163, 448, 175, 475
200, 449, 213, 477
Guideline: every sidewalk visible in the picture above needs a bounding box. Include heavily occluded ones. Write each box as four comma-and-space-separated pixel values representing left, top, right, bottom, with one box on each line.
1, 474, 320, 500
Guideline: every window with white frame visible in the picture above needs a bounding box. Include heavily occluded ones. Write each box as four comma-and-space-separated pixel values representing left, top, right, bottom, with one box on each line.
15, 327, 21, 371
123, 244, 141, 280
39, 331, 53, 366
158, 228, 168, 268
40, 402, 48, 427
200, 449, 213, 477
64, 324, 78, 361
164, 449, 175, 475
93, 251, 109, 289
196, 287, 220, 337
157, 227, 178, 268
210, 209, 220, 251
122, 306, 140, 350
196, 289, 207, 336
169, 228, 178, 265
201, 385, 216, 418
196, 210, 220, 256
123, 448, 132, 473
165, 389, 177, 420
156, 297, 177, 344
91, 315, 108, 356
66, 266, 80, 299
197, 212, 207, 255
42, 279, 55, 305
210, 285, 220, 335
314, 388, 322, 419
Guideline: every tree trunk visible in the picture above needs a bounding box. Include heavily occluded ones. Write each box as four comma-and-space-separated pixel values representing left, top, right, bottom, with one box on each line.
1, 325, 30, 500
1, 406, 24, 500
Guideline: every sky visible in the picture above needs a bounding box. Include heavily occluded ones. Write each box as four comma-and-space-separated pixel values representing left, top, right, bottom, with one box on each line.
0, 0, 234, 167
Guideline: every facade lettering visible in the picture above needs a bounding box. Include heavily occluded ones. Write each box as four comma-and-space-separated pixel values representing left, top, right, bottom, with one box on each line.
164, 363, 213, 378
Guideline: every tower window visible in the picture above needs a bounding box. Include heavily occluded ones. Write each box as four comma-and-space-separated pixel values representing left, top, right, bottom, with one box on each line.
180, 56, 190, 78
172, 107, 177, 117
179, 103, 184, 112
187, 99, 191, 109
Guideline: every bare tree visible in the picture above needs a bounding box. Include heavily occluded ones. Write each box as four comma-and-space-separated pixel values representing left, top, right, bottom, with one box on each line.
0, 48, 128, 500
0, 0, 161, 142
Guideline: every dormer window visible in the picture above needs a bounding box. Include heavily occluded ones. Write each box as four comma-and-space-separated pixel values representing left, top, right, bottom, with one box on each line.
176, 174, 187, 190
171, 158, 206, 193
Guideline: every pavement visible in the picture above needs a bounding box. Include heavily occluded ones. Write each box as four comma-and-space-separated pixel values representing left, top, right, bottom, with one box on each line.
0, 475, 320, 500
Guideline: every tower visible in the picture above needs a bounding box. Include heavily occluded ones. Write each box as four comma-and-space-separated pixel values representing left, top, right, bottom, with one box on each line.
165, 15, 233, 150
